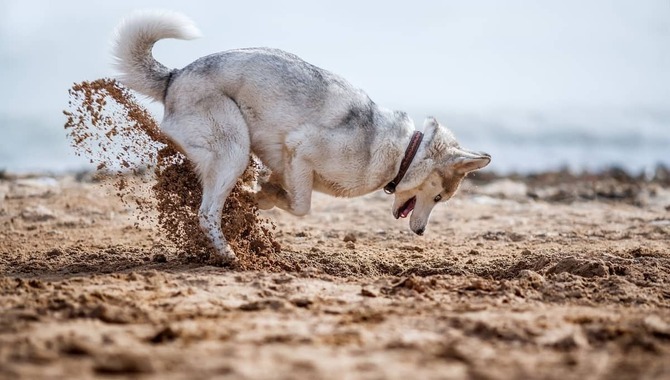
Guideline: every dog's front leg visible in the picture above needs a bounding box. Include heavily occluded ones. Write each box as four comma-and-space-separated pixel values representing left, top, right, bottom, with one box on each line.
279, 146, 314, 216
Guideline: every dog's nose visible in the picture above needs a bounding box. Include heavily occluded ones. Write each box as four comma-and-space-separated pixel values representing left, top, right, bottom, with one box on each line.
415, 227, 425, 236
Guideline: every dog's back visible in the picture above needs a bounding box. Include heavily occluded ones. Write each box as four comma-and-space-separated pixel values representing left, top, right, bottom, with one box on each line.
168, 47, 368, 129
112, 11, 369, 132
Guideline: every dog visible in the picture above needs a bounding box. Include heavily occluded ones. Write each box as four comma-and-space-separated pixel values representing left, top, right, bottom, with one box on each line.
112, 10, 491, 263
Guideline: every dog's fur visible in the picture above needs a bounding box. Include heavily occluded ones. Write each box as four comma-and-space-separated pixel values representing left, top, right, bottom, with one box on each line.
113, 10, 491, 263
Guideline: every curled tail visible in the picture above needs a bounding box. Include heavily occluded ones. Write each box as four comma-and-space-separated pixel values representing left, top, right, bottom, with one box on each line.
112, 10, 201, 102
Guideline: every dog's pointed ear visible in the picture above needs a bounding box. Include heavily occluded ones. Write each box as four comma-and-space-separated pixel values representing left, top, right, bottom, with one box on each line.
423, 116, 440, 134
451, 148, 491, 173
423, 116, 454, 159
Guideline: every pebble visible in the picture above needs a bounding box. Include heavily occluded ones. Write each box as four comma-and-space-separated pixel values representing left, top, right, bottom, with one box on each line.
519, 270, 545, 288
21, 205, 56, 222
9, 177, 60, 199
360, 288, 377, 298
644, 315, 670, 336
477, 179, 528, 199
546, 257, 608, 278
343, 232, 357, 243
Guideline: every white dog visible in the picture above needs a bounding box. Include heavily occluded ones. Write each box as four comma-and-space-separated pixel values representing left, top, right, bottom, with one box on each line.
113, 11, 491, 263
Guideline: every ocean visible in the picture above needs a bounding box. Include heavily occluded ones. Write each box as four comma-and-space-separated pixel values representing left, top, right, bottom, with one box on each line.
429, 107, 670, 174
1, 106, 668, 175
2, 1, 668, 175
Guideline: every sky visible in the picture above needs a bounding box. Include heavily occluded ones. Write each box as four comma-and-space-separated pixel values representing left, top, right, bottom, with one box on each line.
1, 0, 668, 122
0, 1, 669, 173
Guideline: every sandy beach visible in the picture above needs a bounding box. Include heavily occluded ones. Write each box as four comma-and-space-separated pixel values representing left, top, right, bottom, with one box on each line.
0, 170, 669, 379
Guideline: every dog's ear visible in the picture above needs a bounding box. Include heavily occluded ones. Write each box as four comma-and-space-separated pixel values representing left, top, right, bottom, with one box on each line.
423, 116, 440, 135
423, 117, 490, 172
423, 117, 456, 159
451, 148, 491, 173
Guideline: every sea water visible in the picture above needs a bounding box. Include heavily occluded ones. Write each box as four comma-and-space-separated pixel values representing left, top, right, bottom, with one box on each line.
1, 106, 668, 175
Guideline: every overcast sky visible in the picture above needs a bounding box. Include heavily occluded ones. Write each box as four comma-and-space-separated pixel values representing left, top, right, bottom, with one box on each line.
1, 0, 669, 122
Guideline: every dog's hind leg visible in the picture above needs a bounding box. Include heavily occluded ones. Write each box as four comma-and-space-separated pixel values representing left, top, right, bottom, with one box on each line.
162, 96, 250, 263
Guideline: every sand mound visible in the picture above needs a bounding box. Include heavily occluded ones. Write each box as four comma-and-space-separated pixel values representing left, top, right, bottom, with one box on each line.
64, 78, 281, 269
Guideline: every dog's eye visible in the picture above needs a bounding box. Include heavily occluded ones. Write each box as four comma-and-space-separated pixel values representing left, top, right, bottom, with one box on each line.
434, 194, 442, 202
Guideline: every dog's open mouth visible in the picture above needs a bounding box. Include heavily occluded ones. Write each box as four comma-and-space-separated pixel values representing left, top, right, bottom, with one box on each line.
395, 196, 416, 219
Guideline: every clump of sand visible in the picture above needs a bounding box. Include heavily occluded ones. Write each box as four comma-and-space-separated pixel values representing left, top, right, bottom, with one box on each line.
64, 78, 281, 269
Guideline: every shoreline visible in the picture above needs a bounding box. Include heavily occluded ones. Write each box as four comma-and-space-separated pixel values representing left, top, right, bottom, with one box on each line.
3, 162, 669, 183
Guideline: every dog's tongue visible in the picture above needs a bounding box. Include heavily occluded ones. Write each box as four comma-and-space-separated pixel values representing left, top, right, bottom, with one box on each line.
400, 197, 416, 218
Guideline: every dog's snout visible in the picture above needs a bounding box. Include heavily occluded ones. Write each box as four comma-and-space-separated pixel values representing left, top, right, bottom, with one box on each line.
415, 227, 425, 236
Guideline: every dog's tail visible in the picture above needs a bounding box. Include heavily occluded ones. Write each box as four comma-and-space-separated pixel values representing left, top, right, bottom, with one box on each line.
112, 10, 201, 102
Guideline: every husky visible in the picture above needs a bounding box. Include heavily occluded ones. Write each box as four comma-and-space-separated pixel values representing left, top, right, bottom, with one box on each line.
112, 10, 491, 263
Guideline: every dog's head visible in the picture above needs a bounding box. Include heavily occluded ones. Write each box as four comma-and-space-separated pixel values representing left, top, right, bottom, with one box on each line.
392, 117, 490, 235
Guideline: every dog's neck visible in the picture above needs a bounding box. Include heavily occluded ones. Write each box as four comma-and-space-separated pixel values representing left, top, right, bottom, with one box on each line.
384, 131, 424, 194
389, 121, 443, 192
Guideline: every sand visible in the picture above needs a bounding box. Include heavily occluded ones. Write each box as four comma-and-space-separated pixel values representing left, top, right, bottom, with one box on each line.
1, 79, 668, 379
1, 169, 669, 379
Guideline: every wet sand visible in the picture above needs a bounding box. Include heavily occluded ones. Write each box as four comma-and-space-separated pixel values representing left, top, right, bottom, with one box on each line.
1, 171, 669, 379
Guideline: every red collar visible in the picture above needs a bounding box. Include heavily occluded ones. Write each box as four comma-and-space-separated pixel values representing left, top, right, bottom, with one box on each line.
384, 131, 424, 194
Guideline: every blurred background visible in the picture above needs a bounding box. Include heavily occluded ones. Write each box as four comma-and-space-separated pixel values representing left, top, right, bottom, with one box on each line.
1, 0, 668, 174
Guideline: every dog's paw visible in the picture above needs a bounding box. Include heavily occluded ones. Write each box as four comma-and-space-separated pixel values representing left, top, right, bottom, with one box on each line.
208, 254, 238, 267
254, 182, 286, 210
208, 248, 238, 267
203, 240, 238, 267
